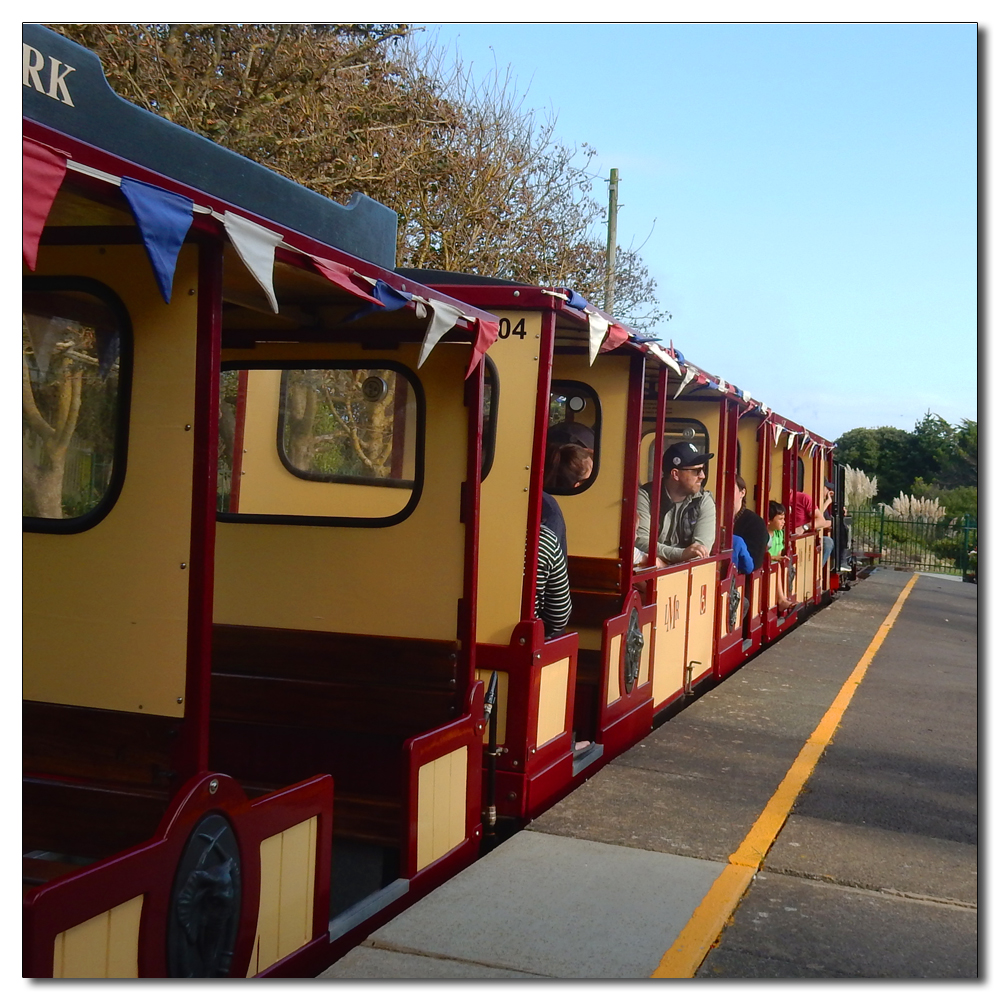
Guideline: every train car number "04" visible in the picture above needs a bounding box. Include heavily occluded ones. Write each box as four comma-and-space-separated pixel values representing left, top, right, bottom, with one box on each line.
497, 318, 527, 339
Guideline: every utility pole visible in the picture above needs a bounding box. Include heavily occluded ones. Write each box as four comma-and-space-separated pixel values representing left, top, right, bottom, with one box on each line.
605, 167, 619, 314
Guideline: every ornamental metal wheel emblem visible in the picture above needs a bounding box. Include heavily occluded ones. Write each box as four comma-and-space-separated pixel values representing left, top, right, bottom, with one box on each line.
728, 576, 740, 631
167, 812, 242, 978
623, 608, 644, 694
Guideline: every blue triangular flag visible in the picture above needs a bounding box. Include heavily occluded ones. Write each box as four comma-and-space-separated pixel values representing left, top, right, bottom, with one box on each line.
341, 279, 412, 325
121, 177, 194, 303
564, 289, 590, 311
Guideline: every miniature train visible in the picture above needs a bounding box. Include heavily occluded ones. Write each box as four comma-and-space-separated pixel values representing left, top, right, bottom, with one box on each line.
22, 24, 848, 978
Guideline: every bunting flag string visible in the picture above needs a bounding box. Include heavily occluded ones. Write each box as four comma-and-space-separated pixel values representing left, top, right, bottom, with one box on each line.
647, 343, 682, 375
600, 322, 630, 355
674, 368, 697, 399
417, 299, 464, 368
223, 212, 282, 312
465, 316, 501, 379
586, 311, 611, 364
340, 279, 412, 325
23, 138, 68, 270
25, 144, 505, 368
310, 257, 383, 306
120, 177, 194, 303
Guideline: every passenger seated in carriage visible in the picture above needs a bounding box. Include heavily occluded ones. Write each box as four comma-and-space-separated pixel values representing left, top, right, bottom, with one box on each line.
536, 441, 592, 640
634, 441, 717, 566
767, 501, 796, 613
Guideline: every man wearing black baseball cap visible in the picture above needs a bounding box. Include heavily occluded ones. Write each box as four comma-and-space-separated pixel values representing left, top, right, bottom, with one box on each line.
634, 440, 717, 564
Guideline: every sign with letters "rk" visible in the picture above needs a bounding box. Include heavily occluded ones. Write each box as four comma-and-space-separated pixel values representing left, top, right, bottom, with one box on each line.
23, 43, 76, 106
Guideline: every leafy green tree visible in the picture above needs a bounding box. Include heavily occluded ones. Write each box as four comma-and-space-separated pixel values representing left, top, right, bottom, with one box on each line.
835, 425, 913, 503
911, 478, 978, 520
836, 413, 976, 505
51, 23, 668, 333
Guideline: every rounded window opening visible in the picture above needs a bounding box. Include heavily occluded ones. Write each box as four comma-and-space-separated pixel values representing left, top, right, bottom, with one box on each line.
23, 278, 131, 533
218, 362, 423, 526
546, 380, 600, 495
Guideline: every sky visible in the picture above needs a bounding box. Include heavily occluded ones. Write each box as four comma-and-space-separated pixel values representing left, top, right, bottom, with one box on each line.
420, 20, 978, 444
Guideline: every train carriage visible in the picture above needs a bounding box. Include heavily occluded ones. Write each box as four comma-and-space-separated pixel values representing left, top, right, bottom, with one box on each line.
399, 271, 837, 831
24, 24, 842, 979
23, 24, 500, 978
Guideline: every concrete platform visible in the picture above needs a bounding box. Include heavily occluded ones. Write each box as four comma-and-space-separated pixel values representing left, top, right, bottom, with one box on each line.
321, 571, 978, 979
322, 830, 724, 978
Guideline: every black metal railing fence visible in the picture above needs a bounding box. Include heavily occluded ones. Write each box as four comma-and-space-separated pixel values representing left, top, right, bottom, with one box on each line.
846, 508, 977, 578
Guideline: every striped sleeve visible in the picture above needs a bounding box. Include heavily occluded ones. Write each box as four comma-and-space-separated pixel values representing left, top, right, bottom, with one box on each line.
536, 524, 572, 638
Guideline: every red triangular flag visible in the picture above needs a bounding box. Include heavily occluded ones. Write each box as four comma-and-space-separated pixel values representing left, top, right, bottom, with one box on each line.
600, 322, 630, 354
310, 256, 382, 305
464, 316, 500, 379
23, 138, 67, 270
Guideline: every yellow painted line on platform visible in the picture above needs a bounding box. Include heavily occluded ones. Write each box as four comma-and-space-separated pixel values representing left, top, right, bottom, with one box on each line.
651, 573, 920, 979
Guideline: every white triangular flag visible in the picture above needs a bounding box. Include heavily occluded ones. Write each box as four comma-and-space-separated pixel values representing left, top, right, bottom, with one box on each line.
417, 299, 463, 368
648, 343, 682, 376
587, 312, 610, 364
224, 212, 281, 313
673, 368, 696, 399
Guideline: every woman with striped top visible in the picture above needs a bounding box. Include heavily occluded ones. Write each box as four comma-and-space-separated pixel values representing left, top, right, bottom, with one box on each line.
536, 523, 572, 639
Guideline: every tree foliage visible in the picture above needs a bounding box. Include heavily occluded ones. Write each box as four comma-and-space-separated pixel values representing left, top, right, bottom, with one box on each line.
835, 412, 977, 514
51, 23, 667, 331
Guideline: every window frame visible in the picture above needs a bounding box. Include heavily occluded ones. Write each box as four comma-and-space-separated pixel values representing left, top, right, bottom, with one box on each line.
22, 276, 133, 535
547, 378, 601, 497
646, 418, 711, 483
481, 354, 499, 481
216, 358, 426, 529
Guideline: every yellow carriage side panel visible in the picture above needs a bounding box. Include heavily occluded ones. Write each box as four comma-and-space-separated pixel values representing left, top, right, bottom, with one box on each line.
214, 343, 468, 640
738, 416, 761, 497
246, 816, 318, 977
551, 353, 631, 559
416, 745, 468, 870
687, 561, 717, 682
795, 535, 815, 604
236, 369, 412, 519
53, 894, 143, 979
770, 436, 785, 504
536, 657, 570, 747
800, 446, 816, 496
24, 245, 198, 716
606, 633, 622, 706
475, 668, 509, 745
652, 570, 689, 706
475, 312, 543, 645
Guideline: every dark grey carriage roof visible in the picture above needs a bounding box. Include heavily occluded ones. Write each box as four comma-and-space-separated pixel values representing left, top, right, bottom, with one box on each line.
23, 24, 398, 269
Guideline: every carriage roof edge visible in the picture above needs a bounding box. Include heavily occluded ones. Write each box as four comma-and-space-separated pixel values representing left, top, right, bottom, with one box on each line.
23, 23, 399, 271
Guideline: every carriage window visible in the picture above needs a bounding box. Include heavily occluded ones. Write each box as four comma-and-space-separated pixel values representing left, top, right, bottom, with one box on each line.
23, 279, 130, 532
797, 457, 805, 492
482, 356, 498, 480
547, 381, 600, 495
218, 363, 423, 525
645, 419, 710, 481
